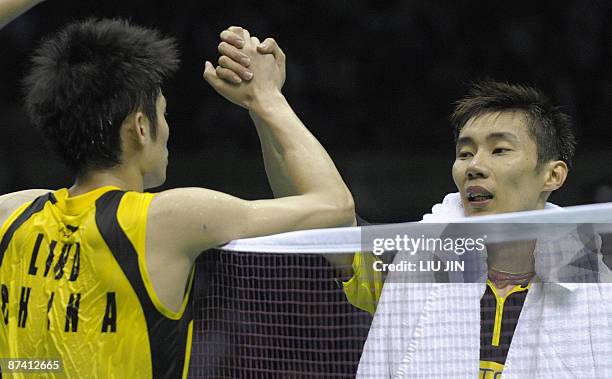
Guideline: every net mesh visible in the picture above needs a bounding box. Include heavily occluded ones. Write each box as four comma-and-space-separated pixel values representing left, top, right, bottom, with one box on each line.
186, 203, 612, 378
188, 250, 370, 378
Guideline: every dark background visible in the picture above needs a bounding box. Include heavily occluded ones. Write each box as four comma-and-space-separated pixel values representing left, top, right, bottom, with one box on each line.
1, 0, 611, 222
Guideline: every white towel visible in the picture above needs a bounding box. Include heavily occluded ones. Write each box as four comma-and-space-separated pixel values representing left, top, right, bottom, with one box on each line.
421, 192, 560, 221
358, 194, 612, 378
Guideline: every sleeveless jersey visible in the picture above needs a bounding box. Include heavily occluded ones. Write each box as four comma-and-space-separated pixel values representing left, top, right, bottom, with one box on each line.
479, 279, 530, 378
0, 186, 194, 378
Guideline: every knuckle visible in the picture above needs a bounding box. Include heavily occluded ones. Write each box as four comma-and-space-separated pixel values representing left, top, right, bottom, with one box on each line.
243, 42, 256, 53
227, 46, 241, 57
217, 69, 231, 80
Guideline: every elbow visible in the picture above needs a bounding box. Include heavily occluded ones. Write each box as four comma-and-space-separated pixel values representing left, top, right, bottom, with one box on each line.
331, 190, 356, 227
308, 188, 355, 228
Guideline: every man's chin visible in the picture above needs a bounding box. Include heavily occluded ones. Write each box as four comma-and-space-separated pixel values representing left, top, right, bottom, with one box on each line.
464, 205, 497, 217
465, 211, 496, 217
464, 198, 497, 217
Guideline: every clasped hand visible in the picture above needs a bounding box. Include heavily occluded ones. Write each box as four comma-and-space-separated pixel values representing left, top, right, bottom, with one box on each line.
203, 26, 285, 110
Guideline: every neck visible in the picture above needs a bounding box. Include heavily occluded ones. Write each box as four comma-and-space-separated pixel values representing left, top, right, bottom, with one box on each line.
486, 240, 536, 274
69, 165, 144, 196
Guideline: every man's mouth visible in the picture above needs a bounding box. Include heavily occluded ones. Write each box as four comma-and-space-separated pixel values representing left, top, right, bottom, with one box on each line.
466, 186, 494, 203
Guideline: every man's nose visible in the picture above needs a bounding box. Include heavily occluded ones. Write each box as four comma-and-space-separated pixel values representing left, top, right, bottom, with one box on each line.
466, 154, 489, 179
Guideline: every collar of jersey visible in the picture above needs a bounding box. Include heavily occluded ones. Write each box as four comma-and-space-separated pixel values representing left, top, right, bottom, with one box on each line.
477, 273, 579, 296
53, 186, 122, 216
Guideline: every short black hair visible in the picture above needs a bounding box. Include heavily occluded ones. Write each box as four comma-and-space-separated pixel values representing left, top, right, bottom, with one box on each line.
451, 80, 576, 169
23, 18, 179, 173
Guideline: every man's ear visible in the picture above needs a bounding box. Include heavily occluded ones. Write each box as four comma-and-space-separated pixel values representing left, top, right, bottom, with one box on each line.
125, 111, 149, 147
542, 160, 568, 192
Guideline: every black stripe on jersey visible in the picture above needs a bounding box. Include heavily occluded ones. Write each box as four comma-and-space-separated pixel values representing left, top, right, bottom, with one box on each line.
95, 191, 193, 379
0, 193, 56, 267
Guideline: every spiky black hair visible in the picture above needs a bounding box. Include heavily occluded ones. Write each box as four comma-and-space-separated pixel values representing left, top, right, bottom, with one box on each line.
23, 18, 180, 173
451, 80, 576, 168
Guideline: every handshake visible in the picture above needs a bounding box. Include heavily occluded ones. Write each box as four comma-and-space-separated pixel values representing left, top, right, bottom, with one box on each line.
204, 26, 286, 111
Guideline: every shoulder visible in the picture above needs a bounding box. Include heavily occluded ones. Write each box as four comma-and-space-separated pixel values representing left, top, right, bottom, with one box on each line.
115, 190, 156, 229
147, 187, 246, 224
145, 187, 255, 258
118, 190, 156, 212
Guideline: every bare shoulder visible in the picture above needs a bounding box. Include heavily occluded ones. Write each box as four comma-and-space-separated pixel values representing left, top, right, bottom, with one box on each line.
0, 189, 52, 228
148, 187, 244, 222
146, 187, 248, 257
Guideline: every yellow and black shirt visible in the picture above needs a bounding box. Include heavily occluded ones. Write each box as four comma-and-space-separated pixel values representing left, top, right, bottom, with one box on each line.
479, 279, 530, 379
343, 253, 533, 378
0, 186, 194, 378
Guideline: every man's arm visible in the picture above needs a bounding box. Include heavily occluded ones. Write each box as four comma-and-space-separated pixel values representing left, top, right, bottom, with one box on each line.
0, 189, 51, 227
217, 28, 355, 207
0, 0, 45, 30
147, 28, 354, 260
215, 28, 359, 274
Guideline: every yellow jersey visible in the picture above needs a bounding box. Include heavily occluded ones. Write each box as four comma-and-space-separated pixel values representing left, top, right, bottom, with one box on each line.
0, 186, 194, 378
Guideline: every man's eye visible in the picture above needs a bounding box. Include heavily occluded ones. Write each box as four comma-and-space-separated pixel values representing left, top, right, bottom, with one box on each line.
457, 152, 473, 158
493, 148, 510, 154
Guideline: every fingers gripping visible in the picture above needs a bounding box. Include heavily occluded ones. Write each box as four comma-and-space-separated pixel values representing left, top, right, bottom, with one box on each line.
204, 27, 284, 109
202, 61, 248, 109
216, 56, 252, 83
217, 27, 253, 82
202, 61, 222, 88
257, 37, 286, 87
209, 27, 285, 89
257, 38, 286, 66
219, 26, 245, 48
218, 41, 251, 67
219, 26, 251, 47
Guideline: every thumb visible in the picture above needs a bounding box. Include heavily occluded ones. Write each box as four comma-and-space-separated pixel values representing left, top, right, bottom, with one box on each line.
202, 61, 223, 89
257, 38, 285, 67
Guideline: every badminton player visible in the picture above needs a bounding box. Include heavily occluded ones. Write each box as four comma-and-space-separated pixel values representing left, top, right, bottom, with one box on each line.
217, 29, 612, 378
0, 20, 354, 378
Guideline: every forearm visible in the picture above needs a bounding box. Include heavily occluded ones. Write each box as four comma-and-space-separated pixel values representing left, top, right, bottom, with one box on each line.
250, 92, 354, 222
0, 0, 43, 29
